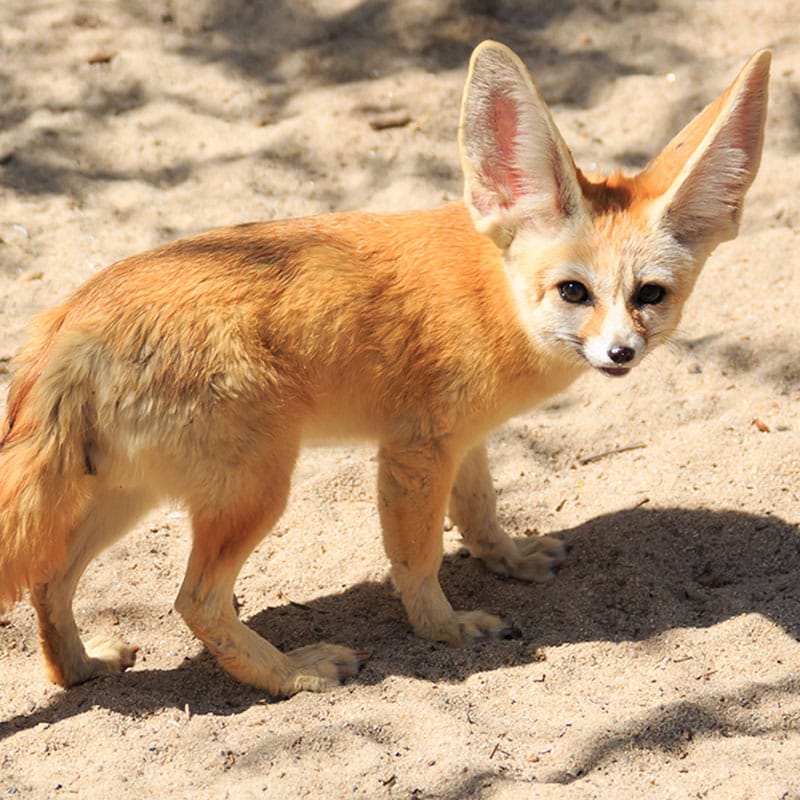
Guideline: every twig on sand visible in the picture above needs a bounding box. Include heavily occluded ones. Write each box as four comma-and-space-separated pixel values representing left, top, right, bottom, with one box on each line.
578, 442, 647, 465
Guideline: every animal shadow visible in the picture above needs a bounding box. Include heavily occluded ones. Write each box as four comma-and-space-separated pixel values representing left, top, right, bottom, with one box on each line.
1, 505, 797, 737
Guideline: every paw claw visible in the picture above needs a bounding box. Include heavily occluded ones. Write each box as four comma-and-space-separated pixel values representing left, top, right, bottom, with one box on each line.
501, 624, 522, 640
354, 649, 371, 668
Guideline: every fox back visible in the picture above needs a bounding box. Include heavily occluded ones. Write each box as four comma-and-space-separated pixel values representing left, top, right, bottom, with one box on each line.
0, 42, 770, 697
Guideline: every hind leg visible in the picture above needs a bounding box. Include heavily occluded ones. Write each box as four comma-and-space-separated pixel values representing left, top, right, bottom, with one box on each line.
31, 486, 154, 686
174, 446, 362, 697
449, 442, 566, 581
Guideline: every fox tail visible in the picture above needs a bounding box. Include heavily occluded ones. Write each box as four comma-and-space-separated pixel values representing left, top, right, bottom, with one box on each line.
0, 307, 94, 608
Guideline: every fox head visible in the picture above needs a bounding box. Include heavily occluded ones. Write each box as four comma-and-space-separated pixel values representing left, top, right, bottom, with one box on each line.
459, 42, 770, 376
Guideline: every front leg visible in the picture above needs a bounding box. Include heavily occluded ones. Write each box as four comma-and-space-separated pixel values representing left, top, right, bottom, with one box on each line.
378, 441, 510, 645
449, 442, 566, 581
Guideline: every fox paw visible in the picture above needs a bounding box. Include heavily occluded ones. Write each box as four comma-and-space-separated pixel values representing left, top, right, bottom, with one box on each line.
452, 610, 517, 643
285, 643, 368, 694
415, 609, 517, 646
84, 635, 139, 677
479, 535, 567, 582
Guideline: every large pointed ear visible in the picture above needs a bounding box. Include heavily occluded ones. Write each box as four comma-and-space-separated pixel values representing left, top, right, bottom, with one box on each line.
644, 50, 771, 253
459, 41, 587, 249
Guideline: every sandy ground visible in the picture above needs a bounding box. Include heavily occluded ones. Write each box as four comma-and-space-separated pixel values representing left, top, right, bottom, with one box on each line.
1, 1, 799, 797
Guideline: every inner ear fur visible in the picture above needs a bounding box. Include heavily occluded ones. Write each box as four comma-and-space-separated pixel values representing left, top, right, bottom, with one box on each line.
640, 50, 771, 250
458, 41, 587, 249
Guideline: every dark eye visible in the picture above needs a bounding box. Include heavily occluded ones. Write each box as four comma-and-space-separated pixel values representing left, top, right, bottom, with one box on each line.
558, 281, 590, 304
635, 283, 666, 305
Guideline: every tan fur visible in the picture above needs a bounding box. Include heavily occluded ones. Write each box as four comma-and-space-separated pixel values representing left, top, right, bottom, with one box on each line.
0, 43, 770, 697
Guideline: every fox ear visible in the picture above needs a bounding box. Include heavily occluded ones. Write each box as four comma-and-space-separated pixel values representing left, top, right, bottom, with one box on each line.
644, 50, 771, 253
459, 41, 587, 248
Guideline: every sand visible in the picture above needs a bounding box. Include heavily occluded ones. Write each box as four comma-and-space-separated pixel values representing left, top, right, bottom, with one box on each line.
1, 1, 799, 797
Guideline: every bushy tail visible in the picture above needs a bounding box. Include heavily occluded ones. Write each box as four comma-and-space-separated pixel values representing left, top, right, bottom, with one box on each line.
0, 306, 94, 607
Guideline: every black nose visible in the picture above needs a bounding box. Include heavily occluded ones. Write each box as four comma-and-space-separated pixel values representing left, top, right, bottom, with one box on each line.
608, 345, 635, 364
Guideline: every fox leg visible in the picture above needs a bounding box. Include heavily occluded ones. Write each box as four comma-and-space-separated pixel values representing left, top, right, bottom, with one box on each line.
31, 487, 153, 687
449, 442, 566, 581
378, 441, 511, 645
174, 448, 362, 697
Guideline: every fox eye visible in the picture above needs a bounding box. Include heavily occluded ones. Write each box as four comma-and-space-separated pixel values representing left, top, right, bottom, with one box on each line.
635, 283, 666, 305
558, 281, 591, 304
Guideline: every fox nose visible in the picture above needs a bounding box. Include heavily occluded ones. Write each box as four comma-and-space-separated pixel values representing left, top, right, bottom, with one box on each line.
608, 345, 635, 364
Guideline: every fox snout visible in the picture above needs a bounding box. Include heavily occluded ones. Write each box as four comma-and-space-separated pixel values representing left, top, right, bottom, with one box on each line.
601, 345, 637, 377
582, 322, 647, 377
580, 297, 647, 375
584, 350, 638, 375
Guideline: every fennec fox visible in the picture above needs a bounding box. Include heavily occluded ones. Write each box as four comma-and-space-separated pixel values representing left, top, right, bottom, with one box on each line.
0, 43, 769, 697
